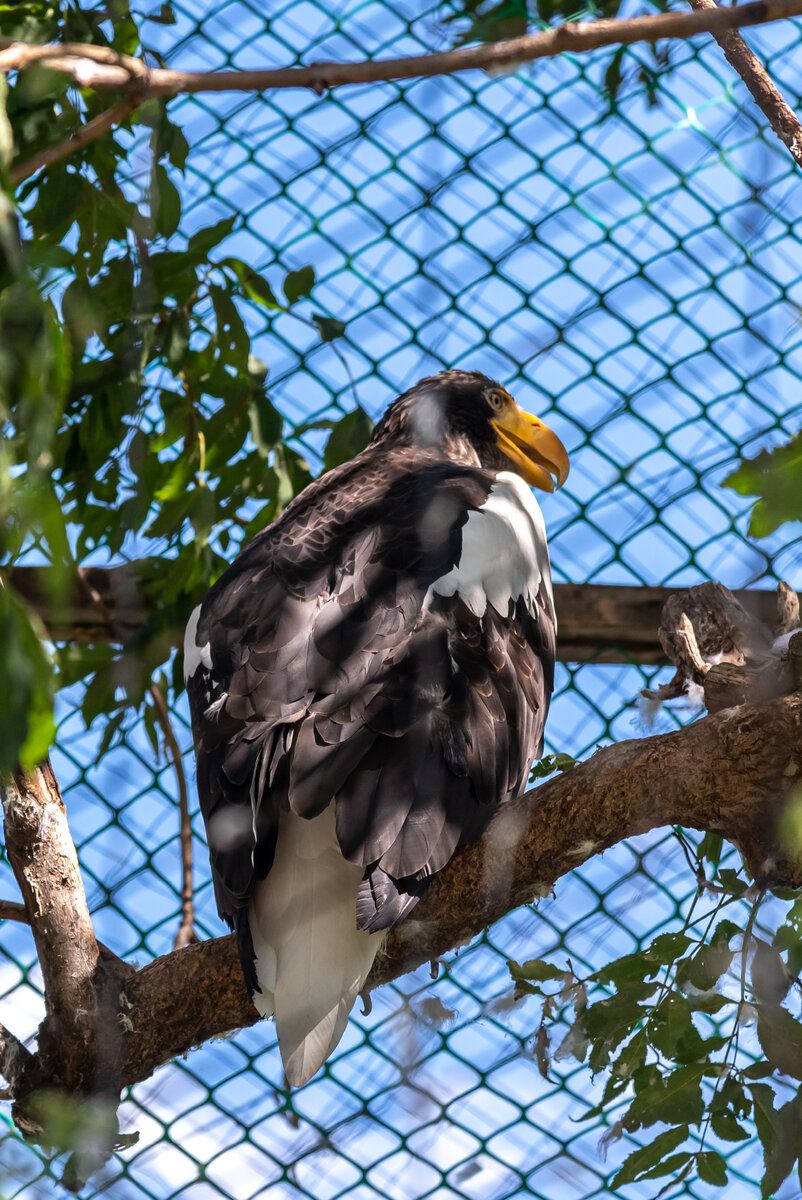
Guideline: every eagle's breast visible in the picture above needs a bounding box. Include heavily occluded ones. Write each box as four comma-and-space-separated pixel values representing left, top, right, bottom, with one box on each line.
427, 470, 554, 622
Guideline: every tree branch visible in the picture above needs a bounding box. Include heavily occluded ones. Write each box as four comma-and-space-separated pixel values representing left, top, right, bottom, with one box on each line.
119, 691, 802, 1088
2, 0, 802, 180
10, 94, 142, 185
2, 2, 801, 97
687, 0, 802, 167
0, 762, 130, 1095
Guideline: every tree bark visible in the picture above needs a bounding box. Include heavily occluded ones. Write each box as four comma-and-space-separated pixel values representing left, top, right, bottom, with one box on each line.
119, 692, 802, 1088
0, 762, 131, 1098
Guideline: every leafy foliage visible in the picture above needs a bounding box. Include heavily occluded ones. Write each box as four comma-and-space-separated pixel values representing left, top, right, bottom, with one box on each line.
441, 0, 679, 108
508, 836, 802, 1195
723, 431, 802, 538
0, 0, 367, 771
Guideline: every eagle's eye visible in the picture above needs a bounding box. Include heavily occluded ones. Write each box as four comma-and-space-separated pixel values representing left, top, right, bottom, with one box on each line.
484, 387, 509, 412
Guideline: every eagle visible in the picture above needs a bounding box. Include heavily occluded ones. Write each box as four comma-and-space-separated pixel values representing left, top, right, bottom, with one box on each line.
185, 369, 568, 1087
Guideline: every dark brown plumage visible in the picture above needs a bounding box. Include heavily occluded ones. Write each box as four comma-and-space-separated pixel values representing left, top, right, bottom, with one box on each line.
185, 369, 568, 1085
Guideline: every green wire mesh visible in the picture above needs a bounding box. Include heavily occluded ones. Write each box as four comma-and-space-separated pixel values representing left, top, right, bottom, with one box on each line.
3, 0, 802, 1196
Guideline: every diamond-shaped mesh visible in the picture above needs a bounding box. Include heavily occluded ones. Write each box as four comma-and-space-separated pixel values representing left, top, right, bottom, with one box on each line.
2, 1, 802, 1196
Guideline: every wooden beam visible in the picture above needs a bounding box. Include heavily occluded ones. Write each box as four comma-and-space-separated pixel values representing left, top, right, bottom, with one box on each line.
3, 564, 797, 665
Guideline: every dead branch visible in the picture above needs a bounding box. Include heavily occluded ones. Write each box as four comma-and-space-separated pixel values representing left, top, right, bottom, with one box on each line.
687, 0, 802, 167
148, 683, 197, 950
3, 0, 802, 179
645, 580, 798, 710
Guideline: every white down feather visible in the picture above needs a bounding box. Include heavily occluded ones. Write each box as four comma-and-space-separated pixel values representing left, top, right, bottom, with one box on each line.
248, 805, 384, 1087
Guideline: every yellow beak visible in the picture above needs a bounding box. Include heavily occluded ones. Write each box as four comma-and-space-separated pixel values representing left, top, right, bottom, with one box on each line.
491, 405, 570, 492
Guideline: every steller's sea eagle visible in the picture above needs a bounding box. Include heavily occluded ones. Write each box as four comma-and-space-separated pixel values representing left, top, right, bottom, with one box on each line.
185, 369, 569, 1087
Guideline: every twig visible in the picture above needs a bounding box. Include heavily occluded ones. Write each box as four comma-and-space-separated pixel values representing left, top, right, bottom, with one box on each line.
0, 899, 28, 922
10, 93, 141, 185
686, 0, 802, 167
148, 683, 196, 950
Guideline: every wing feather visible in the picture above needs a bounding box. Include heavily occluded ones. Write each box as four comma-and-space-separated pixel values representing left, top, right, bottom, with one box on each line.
186, 447, 557, 1080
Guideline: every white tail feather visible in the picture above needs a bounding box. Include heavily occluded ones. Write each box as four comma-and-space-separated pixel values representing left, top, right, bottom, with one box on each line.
248, 806, 384, 1087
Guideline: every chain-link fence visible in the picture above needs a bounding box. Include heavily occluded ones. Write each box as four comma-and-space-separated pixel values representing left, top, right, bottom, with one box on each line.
3, 0, 802, 1196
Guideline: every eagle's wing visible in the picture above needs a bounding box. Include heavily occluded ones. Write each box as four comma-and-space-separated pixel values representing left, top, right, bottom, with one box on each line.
186, 451, 555, 1084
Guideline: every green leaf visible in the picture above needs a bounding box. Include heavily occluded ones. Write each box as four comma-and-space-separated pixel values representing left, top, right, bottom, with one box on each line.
750, 1084, 802, 1198
712, 919, 741, 945
648, 993, 705, 1062
612, 1125, 689, 1186
445, 0, 528, 46
756, 1004, 802, 1079
717, 868, 748, 896
323, 406, 374, 471
743, 1061, 774, 1080
283, 265, 315, 304
210, 283, 248, 361
751, 938, 791, 1005
152, 164, 181, 238
637, 1152, 693, 1185
149, 2, 176, 23
696, 1150, 728, 1187
722, 431, 802, 537
508, 958, 566, 984
0, 587, 55, 771
698, 831, 723, 867
602, 45, 627, 107
711, 1109, 749, 1142
312, 312, 347, 342
530, 751, 577, 780
648, 932, 694, 962
223, 258, 281, 309
678, 941, 733, 991
625, 1064, 705, 1129
249, 394, 283, 457
186, 215, 237, 263
750, 1082, 780, 1161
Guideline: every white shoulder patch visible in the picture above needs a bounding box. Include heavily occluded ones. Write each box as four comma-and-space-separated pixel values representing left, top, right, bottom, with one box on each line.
183, 603, 213, 681
427, 471, 553, 620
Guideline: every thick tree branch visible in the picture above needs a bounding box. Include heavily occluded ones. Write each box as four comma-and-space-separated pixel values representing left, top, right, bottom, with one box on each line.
5, 563, 799, 663
687, 0, 802, 167
2, 0, 802, 178
119, 692, 802, 1088
0, 762, 130, 1096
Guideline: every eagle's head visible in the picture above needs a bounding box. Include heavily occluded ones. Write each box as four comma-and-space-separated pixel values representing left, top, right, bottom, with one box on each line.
370, 369, 569, 492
